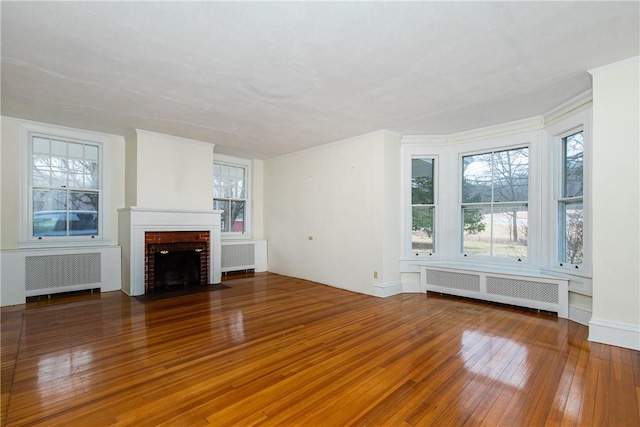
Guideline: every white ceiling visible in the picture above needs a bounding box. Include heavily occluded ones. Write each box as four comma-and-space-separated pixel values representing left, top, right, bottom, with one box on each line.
2, 2, 638, 159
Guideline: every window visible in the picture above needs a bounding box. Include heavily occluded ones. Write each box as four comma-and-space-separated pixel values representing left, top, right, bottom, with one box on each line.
213, 162, 247, 234
461, 147, 529, 259
411, 157, 436, 253
558, 131, 584, 265
30, 135, 100, 239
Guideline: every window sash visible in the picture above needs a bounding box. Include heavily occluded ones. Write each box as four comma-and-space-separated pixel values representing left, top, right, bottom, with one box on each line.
29, 134, 101, 239
411, 157, 436, 254
461, 147, 529, 259
214, 161, 248, 235
558, 199, 583, 265
461, 203, 528, 259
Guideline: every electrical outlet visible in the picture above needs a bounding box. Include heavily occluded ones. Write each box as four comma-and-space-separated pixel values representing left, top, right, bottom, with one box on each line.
373, 271, 378, 279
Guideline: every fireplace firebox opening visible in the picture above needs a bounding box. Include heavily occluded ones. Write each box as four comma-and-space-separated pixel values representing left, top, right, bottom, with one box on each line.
145, 231, 210, 293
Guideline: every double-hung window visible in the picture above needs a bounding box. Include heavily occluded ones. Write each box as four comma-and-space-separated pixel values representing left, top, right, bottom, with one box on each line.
30, 134, 101, 239
213, 162, 247, 234
461, 147, 529, 259
411, 157, 436, 254
558, 131, 584, 265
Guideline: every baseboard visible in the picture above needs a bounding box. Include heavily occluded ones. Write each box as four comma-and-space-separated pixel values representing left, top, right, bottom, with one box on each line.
373, 281, 403, 298
568, 304, 592, 326
588, 318, 640, 351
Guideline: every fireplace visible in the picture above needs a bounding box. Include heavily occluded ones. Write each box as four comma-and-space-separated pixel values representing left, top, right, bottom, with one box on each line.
119, 207, 222, 296
145, 231, 209, 293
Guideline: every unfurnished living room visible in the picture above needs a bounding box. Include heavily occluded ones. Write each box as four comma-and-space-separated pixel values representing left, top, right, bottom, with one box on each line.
1, 1, 639, 426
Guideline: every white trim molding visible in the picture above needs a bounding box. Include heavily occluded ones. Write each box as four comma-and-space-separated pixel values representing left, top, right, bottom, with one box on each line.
588, 318, 640, 351
373, 281, 403, 297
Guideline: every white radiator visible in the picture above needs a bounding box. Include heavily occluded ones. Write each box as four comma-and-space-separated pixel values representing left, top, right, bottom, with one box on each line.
221, 240, 267, 273
421, 266, 568, 318
25, 253, 101, 293
1, 246, 121, 305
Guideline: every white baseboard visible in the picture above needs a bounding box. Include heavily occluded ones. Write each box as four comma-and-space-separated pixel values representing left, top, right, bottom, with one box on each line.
588, 318, 640, 351
568, 304, 592, 326
373, 281, 403, 298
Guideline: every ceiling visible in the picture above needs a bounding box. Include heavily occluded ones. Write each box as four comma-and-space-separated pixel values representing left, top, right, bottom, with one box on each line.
2, 2, 638, 159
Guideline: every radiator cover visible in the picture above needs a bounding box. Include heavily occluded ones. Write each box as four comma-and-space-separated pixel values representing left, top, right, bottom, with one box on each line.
421, 266, 569, 318
25, 253, 101, 291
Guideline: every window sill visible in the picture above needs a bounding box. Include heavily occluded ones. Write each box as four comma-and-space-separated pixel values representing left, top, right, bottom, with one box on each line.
17, 238, 113, 250
411, 259, 569, 281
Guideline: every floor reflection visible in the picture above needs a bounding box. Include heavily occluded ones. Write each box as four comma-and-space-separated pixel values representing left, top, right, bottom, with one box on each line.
461, 330, 528, 389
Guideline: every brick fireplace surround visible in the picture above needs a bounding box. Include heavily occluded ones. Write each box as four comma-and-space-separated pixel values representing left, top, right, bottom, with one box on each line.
145, 231, 210, 293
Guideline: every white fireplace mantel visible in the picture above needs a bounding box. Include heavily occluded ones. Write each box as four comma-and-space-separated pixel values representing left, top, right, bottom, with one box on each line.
118, 207, 222, 296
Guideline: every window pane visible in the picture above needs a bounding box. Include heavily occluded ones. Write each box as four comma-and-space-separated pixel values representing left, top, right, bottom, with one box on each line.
33, 211, 67, 236
33, 137, 50, 154
85, 144, 98, 160
214, 199, 230, 232
462, 153, 492, 203
230, 201, 245, 233
51, 171, 67, 187
33, 155, 51, 186
462, 206, 491, 255
492, 148, 528, 202
69, 192, 99, 236
33, 190, 67, 237
462, 205, 527, 258
50, 157, 67, 172
51, 139, 67, 156
412, 206, 434, 252
412, 158, 434, 205
564, 132, 583, 198
491, 205, 528, 259
69, 191, 98, 212
560, 201, 583, 264
68, 142, 83, 158
68, 204, 98, 236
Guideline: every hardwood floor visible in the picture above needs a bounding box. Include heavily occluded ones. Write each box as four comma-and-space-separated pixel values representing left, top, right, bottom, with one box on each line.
2, 273, 639, 426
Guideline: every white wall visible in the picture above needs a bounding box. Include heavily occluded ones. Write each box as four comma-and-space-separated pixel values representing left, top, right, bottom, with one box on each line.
252, 159, 265, 240
589, 57, 640, 350
0, 119, 21, 249
264, 130, 402, 296
129, 130, 214, 211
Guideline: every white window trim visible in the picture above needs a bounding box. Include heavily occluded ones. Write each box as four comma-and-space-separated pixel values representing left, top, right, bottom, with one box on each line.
409, 155, 438, 257
18, 121, 110, 248
545, 110, 592, 276
401, 144, 446, 260
213, 153, 252, 240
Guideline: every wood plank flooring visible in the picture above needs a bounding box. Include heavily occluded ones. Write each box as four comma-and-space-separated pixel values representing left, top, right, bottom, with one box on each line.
2, 273, 639, 426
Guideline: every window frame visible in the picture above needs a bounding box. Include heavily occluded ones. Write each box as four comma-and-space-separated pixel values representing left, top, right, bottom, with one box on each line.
401, 145, 443, 260
410, 156, 438, 256
19, 121, 108, 247
557, 129, 584, 267
459, 144, 530, 262
213, 154, 251, 239
543, 109, 591, 276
